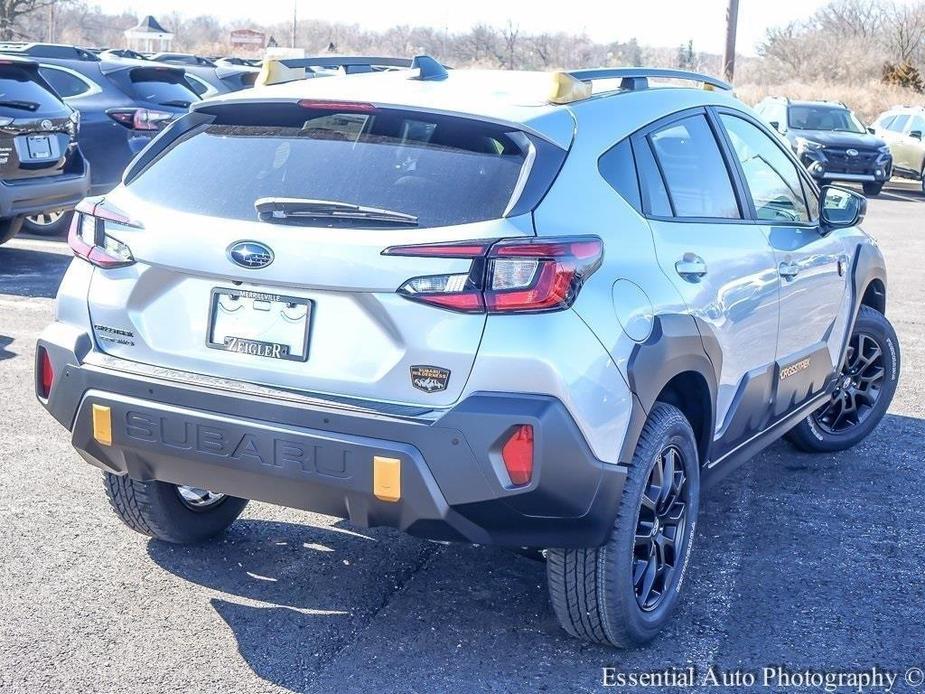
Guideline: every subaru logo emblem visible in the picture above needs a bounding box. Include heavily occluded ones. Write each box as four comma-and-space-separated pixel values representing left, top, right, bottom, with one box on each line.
228, 241, 274, 269
40, 119, 53, 131
846, 148, 859, 157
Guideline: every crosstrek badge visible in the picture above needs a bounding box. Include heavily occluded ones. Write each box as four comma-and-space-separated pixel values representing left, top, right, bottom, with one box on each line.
410, 365, 451, 393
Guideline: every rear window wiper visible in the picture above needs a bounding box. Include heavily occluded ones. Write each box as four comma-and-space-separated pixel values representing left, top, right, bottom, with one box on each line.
255, 197, 419, 227
159, 100, 190, 108
0, 99, 39, 112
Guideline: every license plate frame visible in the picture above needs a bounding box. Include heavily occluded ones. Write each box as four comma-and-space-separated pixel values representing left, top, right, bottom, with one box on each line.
25, 134, 52, 159
206, 288, 313, 363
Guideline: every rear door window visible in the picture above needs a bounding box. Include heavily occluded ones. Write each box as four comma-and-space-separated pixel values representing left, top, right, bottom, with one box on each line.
648, 114, 740, 219
127, 104, 534, 228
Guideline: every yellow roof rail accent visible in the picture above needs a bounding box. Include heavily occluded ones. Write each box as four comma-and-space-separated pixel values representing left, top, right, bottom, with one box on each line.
256, 59, 305, 87
548, 72, 592, 105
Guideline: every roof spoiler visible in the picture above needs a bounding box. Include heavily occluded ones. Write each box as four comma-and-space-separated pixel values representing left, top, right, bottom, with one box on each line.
548, 68, 732, 104
255, 54, 448, 86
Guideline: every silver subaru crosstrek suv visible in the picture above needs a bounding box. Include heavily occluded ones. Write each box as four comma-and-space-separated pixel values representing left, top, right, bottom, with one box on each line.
35, 59, 900, 647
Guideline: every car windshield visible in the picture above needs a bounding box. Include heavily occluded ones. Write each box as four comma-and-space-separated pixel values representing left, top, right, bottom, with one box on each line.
788, 105, 866, 133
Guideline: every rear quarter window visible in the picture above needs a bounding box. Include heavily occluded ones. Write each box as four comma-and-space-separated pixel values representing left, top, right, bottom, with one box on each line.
39, 67, 92, 98
127, 105, 534, 229
599, 139, 641, 212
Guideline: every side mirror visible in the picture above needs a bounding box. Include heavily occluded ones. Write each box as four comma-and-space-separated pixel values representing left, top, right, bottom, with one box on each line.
867, 126, 876, 135
769, 120, 781, 132
820, 185, 866, 231
910, 130, 922, 141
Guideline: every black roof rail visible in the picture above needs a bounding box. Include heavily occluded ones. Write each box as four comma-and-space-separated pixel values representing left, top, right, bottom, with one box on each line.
566, 67, 732, 93
0, 42, 99, 61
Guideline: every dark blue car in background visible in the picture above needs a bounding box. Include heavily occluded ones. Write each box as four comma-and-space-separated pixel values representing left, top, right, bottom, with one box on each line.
0, 43, 201, 235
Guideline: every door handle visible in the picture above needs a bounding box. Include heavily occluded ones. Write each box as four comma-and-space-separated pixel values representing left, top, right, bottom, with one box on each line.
675, 253, 708, 280
779, 261, 800, 280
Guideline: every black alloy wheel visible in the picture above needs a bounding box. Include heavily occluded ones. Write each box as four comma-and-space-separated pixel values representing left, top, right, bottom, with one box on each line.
633, 444, 690, 612
813, 331, 885, 435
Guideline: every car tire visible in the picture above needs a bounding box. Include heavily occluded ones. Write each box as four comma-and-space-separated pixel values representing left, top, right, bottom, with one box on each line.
23, 210, 72, 237
862, 182, 883, 197
0, 216, 24, 246
103, 472, 249, 544
546, 402, 700, 648
786, 306, 899, 453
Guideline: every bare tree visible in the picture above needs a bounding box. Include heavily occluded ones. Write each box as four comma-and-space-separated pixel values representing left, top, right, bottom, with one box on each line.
815, 0, 884, 38
883, 2, 925, 64
500, 20, 519, 70
0, 0, 72, 40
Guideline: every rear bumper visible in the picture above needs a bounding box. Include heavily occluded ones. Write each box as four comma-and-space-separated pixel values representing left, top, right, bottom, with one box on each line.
37, 324, 627, 548
0, 166, 90, 219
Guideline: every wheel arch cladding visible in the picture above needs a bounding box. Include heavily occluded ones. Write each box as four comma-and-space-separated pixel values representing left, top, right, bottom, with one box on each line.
840, 241, 888, 367
622, 314, 717, 465
861, 277, 886, 315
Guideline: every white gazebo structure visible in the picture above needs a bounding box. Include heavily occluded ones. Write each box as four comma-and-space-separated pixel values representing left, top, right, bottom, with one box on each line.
124, 16, 174, 53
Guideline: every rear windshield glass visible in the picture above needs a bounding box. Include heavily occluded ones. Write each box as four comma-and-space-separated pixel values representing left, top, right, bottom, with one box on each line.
126, 68, 199, 107
0, 67, 64, 116
127, 105, 529, 228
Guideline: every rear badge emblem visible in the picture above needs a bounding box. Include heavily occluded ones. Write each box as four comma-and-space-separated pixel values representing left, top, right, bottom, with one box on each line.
228, 241, 274, 269
40, 119, 53, 131
410, 365, 450, 393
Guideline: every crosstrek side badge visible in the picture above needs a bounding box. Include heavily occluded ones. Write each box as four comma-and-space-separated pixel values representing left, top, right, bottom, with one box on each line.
410, 365, 450, 393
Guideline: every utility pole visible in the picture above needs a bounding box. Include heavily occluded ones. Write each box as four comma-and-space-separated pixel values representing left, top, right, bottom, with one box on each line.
723, 0, 739, 83
47, 3, 55, 43
290, 0, 297, 49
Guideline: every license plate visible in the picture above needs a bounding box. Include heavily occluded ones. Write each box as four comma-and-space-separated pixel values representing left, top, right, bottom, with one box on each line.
26, 135, 52, 159
207, 288, 312, 362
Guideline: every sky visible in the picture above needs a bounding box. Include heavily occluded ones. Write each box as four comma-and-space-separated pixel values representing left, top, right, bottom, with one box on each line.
100, 0, 879, 55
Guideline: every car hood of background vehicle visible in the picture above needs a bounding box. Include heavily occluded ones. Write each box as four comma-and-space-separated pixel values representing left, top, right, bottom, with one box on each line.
791, 129, 887, 149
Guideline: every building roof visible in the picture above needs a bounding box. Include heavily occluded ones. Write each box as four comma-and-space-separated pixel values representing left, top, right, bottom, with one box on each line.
130, 15, 170, 34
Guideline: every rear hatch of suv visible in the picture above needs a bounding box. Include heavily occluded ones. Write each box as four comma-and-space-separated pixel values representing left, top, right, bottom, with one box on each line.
81, 98, 567, 407
102, 63, 199, 130
0, 58, 77, 181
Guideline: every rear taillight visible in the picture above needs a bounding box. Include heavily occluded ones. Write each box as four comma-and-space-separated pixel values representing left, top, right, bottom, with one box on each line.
37, 346, 53, 399
68, 197, 139, 269
383, 236, 603, 314
106, 108, 173, 131
501, 425, 534, 486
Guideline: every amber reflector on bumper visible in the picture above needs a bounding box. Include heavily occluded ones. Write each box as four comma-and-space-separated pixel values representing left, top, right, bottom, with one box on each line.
373, 456, 401, 502
92, 404, 112, 446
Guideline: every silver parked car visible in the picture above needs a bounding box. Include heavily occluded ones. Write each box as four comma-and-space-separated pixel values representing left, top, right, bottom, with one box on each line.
36, 61, 899, 648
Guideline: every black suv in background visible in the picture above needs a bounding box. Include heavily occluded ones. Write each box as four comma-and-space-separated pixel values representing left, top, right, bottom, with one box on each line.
0, 43, 199, 236
755, 97, 892, 196
0, 55, 88, 244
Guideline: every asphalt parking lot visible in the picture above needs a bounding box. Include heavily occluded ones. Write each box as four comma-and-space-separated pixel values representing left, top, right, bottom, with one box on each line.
1, 184, 924, 694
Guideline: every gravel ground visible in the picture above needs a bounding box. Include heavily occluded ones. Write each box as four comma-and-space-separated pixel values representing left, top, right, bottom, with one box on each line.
0, 184, 923, 694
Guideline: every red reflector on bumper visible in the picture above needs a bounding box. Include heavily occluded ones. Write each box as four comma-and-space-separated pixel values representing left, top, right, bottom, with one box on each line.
38, 347, 53, 398
502, 425, 534, 486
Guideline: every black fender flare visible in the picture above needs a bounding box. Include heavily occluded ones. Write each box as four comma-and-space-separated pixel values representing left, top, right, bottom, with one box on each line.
839, 241, 888, 368
618, 314, 718, 465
